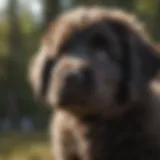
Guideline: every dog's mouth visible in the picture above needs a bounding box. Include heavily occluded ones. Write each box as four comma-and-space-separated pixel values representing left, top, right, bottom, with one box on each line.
58, 90, 88, 106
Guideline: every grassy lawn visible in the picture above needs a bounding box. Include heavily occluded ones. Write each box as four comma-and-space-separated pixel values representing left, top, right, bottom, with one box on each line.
0, 132, 53, 160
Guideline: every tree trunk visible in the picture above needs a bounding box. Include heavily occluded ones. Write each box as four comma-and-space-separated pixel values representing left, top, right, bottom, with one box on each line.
43, 0, 61, 29
151, 0, 160, 41
6, 0, 23, 128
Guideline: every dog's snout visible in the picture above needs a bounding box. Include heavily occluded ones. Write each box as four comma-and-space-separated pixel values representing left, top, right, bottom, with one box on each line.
64, 67, 93, 90
65, 70, 83, 88
58, 67, 94, 106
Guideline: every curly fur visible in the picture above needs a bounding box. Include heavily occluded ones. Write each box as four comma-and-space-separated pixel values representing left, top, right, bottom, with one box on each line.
28, 6, 160, 160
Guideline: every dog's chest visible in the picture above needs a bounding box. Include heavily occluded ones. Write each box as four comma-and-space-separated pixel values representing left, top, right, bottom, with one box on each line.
74, 116, 160, 160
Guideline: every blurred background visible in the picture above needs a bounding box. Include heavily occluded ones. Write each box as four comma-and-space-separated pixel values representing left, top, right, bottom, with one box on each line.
0, 0, 160, 159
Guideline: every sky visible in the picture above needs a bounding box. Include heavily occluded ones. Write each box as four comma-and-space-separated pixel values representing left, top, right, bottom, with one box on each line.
0, 0, 8, 10
0, 0, 72, 23
0, 0, 42, 16
0, 0, 43, 23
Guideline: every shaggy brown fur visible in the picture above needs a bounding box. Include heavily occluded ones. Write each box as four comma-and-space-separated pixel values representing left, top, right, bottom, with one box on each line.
28, 6, 160, 160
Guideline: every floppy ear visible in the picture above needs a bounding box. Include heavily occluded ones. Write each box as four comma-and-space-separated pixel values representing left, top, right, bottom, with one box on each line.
134, 36, 160, 79
109, 21, 160, 103
28, 45, 55, 104
128, 32, 160, 101
125, 32, 160, 103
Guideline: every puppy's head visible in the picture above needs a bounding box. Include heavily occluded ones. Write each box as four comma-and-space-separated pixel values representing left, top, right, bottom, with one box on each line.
28, 7, 160, 115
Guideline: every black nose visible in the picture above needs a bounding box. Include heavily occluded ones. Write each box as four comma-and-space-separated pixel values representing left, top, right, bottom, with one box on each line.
65, 70, 83, 88
64, 68, 93, 90
59, 68, 93, 105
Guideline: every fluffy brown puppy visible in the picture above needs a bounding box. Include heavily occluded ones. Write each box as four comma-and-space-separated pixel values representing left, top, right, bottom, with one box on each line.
28, 6, 160, 160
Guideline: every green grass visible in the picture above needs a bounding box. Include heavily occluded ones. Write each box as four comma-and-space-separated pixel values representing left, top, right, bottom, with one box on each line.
0, 132, 53, 160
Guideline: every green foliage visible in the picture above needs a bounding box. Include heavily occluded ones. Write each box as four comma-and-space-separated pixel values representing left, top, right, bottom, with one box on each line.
136, 0, 156, 15
20, 10, 36, 35
0, 19, 10, 58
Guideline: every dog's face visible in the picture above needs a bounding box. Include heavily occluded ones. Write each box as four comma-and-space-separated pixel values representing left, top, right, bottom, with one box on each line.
46, 25, 122, 109
28, 7, 160, 115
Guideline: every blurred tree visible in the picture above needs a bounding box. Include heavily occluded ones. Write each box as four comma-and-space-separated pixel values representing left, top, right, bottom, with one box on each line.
74, 0, 135, 11
43, 0, 60, 29
6, 0, 24, 127
74, 0, 104, 6
152, 0, 160, 41
116, 0, 135, 10
135, 0, 157, 37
